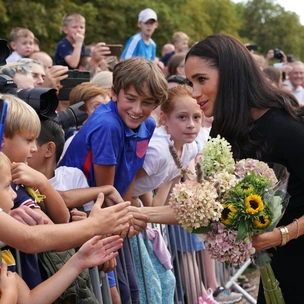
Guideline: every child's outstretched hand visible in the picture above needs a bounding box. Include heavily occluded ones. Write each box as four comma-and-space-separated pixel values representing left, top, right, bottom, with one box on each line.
0, 262, 18, 303
89, 193, 132, 235
74, 235, 123, 271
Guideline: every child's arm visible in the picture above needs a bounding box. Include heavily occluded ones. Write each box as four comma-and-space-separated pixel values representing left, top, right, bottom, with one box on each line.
16, 235, 123, 304
58, 185, 124, 209
0, 263, 18, 304
151, 175, 180, 207
11, 163, 69, 224
0, 194, 131, 253
64, 33, 84, 69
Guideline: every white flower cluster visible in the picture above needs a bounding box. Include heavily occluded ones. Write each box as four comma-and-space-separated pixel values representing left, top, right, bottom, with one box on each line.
169, 180, 223, 233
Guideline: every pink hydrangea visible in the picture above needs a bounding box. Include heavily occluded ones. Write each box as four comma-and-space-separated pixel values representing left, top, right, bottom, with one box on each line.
169, 180, 223, 232
235, 158, 278, 187
201, 222, 256, 265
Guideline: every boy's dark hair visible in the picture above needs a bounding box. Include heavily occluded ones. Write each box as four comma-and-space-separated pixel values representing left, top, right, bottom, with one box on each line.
112, 57, 168, 107
37, 119, 65, 163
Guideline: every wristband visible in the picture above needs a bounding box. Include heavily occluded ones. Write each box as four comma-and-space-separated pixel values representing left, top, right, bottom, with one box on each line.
278, 226, 289, 246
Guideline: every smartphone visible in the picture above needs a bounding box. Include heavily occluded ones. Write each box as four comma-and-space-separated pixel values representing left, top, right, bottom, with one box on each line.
0, 99, 8, 150
246, 44, 258, 51
58, 70, 90, 101
106, 44, 123, 57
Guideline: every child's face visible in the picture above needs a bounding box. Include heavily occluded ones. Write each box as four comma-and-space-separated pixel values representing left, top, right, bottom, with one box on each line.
2, 133, 37, 164
175, 38, 189, 53
63, 20, 86, 41
161, 95, 202, 146
0, 163, 17, 213
26, 141, 45, 172
138, 19, 158, 38
112, 84, 156, 130
11, 36, 34, 57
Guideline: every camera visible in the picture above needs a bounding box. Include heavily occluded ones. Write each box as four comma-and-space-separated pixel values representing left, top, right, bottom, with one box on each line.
273, 48, 283, 61
0, 73, 58, 119
55, 102, 88, 130
0, 38, 88, 129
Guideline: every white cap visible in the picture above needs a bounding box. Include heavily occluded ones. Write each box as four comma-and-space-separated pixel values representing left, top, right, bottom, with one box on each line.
138, 8, 157, 23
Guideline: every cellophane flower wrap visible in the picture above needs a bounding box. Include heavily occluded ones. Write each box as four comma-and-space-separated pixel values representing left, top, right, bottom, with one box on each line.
169, 135, 290, 304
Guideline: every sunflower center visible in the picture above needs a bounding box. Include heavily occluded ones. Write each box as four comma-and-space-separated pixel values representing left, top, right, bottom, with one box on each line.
259, 216, 266, 224
249, 200, 259, 209
222, 208, 230, 220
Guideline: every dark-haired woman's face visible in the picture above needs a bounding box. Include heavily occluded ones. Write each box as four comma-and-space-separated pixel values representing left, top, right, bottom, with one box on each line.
185, 56, 219, 117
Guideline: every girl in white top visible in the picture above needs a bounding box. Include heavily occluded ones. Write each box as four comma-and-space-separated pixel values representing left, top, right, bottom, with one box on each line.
133, 85, 221, 304
134, 84, 201, 207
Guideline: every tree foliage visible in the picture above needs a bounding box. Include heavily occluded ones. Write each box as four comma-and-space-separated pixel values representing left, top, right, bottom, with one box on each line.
0, 0, 303, 60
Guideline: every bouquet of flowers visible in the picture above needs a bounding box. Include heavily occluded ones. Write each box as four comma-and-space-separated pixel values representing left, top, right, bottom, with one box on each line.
169, 135, 290, 304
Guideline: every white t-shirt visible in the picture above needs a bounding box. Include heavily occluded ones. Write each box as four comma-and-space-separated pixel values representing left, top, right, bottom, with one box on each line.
283, 79, 304, 105
49, 166, 94, 211
195, 126, 211, 153
5, 51, 22, 63
133, 126, 199, 196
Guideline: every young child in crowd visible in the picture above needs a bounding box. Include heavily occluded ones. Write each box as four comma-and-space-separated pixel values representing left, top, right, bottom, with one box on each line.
0, 93, 70, 289
0, 151, 123, 303
59, 56, 168, 304
160, 31, 189, 68
54, 13, 86, 69
121, 8, 158, 60
5, 27, 35, 63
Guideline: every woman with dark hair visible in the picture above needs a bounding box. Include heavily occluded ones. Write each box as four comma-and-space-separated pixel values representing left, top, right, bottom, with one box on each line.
137, 34, 304, 303
185, 34, 304, 303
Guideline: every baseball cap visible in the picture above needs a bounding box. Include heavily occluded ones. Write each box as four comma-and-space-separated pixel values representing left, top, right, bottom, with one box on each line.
138, 8, 157, 23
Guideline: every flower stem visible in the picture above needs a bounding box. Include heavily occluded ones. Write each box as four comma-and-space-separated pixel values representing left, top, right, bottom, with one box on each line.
260, 262, 285, 304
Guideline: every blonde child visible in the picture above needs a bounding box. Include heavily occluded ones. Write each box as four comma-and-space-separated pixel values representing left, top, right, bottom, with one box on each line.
54, 13, 87, 69
0, 151, 123, 304
160, 31, 189, 69
6, 27, 34, 63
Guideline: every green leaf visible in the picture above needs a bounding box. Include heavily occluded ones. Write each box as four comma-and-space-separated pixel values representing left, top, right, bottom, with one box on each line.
235, 220, 248, 242
192, 226, 211, 234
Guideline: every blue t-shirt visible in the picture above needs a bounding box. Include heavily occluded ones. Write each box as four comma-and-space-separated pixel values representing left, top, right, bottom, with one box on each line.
121, 33, 156, 60
59, 100, 156, 196
10, 183, 43, 289
54, 37, 86, 69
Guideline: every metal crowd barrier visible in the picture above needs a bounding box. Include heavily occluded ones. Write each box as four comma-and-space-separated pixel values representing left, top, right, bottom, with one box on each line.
10, 224, 256, 304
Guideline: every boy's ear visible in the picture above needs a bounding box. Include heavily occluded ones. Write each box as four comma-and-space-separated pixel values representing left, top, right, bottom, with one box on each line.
62, 26, 68, 35
111, 86, 118, 102
1, 135, 6, 149
154, 22, 159, 29
137, 21, 142, 28
10, 41, 17, 51
45, 142, 56, 158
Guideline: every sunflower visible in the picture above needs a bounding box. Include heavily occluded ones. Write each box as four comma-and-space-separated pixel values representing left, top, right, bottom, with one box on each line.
236, 183, 254, 194
245, 194, 264, 215
253, 214, 270, 229
221, 203, 237, 226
